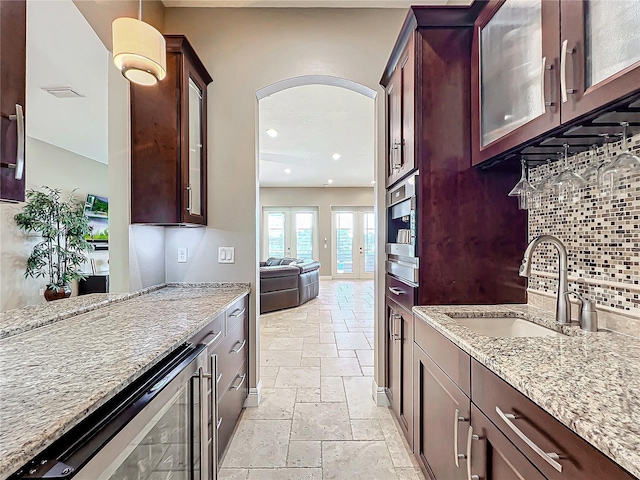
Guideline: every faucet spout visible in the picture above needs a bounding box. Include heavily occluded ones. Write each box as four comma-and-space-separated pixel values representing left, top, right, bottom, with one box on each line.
520, 235, 571, 325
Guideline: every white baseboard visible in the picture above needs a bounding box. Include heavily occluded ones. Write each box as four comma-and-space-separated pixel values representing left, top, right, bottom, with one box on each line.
244, 380, 262, 407
319, 276, 333, 280
372, 379, 390, 407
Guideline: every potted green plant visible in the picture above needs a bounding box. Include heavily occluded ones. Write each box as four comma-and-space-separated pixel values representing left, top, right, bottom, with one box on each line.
14, 187, 93, 301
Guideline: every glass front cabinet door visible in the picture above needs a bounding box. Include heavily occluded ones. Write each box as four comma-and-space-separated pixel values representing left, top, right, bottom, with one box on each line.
560, 0, 640, 122
472, 0, 561, 165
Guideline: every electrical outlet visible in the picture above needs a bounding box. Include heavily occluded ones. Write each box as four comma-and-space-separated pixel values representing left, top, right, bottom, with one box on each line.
39, 288, 44, 296
218, 247, 235, 264
177, 246, 188, 263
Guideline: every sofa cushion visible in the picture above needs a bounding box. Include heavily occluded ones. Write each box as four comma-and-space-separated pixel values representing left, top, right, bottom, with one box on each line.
278, 257, 300, 265
298, 261, 321, 274
260, 265, 300, 278
265, 257, 282, 267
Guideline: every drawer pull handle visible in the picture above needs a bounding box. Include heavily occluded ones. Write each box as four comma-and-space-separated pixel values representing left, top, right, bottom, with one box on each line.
466, 425, 481, 480
231, 340, 246, 354
495, 406, 563, 473
388, 287, 403, 296
203, 330, 222, 347
230, 308, 246, 318
454, 409, 468, 467
217, 417, 223, 429
231, 373, 247, 391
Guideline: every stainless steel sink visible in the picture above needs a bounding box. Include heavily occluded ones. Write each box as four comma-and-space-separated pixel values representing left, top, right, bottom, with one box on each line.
454, 317, 564, 338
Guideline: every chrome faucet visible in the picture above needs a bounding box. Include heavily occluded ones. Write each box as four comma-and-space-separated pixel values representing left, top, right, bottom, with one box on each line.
519, 235, 571, 325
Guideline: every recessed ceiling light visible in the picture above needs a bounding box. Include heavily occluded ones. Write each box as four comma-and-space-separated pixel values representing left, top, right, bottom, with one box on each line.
327, 179, 334, 184
332, 153, 341, 160
284, 168, 291, 174
266, 129, 278, 138
370, 180, 376, 185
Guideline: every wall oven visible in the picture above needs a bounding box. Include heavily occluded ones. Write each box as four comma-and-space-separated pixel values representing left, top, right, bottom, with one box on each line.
11, 343, 219, 480
386, 173, 418, 284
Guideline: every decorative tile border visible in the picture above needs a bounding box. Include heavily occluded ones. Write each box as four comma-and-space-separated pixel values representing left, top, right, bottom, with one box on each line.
527, 132, 640, 331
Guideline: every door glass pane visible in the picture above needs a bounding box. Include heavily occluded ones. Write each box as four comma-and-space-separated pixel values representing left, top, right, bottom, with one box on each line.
188, 78, 203, 216
363, 212, 375, 273
295, 212, 314, 261
336, 212, 354, 274
585, 0, 640, 88
100, 386, 193, 480
267, 212, 286, 258
480, 0, 543, 146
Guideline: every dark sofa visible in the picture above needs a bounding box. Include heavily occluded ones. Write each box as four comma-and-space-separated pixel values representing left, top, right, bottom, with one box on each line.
260, 257, 321, 314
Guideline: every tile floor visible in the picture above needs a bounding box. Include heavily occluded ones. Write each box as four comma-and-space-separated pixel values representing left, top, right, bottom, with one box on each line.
220, 280, 425, 480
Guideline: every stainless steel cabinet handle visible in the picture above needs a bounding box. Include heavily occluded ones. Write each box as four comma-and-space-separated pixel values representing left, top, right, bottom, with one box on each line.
388, 287, 404, 296
203, 330, 222, 347
391, 313, 402, 341
466, 425, 480, 480
454, 409, 468, 467
231, 373, 247, 391
216, 372, 223, 384
495, 406, 563, 472
211, 354, 219, 477
5, 104, 25, 180
560, 40, 575, 103
230, 340, 246, 354
186, 185, 193, 212
230, 308, 246, 318
217, 417, 223, 429
540, 57, 555, 111
198, 367, 209, 480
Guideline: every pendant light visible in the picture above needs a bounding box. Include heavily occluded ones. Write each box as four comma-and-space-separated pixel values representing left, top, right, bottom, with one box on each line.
112, 0, 166, 86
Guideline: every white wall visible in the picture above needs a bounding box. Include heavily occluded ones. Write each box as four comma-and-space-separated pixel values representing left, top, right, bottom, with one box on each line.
260, 187, 374, 276
163, 7, 406, 396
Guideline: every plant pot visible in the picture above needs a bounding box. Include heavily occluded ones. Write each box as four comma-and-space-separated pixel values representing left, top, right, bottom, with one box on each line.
44, 284, 72, 302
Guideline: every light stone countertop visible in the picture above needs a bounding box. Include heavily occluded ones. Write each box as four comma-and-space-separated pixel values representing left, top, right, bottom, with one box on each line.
0, 283, 250, 479
413, 304, 640, 479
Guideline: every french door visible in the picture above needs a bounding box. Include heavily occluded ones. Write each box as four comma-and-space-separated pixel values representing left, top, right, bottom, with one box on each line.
262, 207, 318, 261
332, 208, 375, 279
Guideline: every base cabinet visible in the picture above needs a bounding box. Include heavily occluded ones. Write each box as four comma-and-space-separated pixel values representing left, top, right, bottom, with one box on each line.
413, 344, 469, 480
385, 296, 413, 446
468, 404, 547, 480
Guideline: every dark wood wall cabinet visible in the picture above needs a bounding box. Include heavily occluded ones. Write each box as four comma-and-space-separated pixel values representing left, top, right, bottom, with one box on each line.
412, 318, 637, 480
0, 0, 26, 203
188, 293, 249, 474
472, 0, 640, 166
131, 35, 212, 225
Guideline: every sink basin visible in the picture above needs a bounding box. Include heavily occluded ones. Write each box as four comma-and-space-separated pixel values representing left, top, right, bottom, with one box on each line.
455, 317, 564, 338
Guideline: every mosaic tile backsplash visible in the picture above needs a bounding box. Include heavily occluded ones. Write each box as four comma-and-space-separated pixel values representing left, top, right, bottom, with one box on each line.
527, 132, 640, 322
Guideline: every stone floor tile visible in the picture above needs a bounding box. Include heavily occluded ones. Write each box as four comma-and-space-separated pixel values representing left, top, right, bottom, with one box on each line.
344, 376, 390, 419
286, 440, 322, 468
351, 419, 385, 440
289, 326, 320, 338
322, 441, 397, 480
268, 338, 305, 351
261, 376, 276, 388
396, 468, 426, 480
290, 403, 352, 441
261, 366, 280, 377
300, 357, 321, 367
222, 419, 291, 468
302, 342, 338, 358
296, 387, 321, 403
335, 332, 371, 350
218, 469, 248, 480
320, 376, 345, 403
356, 349, 375, 367
275, 367, 321, 388
243, 388, 296, 420
261, 351, 302, 367
380, 416, 416, 468
246, 468, 322, 480
362, 366, 375, 377
319, 332, 335, 343
321, 357, 363, 377
320, 323, 348, 333
338, 349, 356, 358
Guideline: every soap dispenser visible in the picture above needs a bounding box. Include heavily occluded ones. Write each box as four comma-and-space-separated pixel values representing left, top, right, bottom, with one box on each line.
580, 299, 598, 332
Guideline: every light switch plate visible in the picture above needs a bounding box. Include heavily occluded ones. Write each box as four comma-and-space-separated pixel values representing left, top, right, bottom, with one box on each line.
218, 247, 235, 264
177, 246, 188, 263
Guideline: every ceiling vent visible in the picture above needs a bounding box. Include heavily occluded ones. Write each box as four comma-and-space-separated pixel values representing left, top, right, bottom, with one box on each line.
42, 87, 85, 98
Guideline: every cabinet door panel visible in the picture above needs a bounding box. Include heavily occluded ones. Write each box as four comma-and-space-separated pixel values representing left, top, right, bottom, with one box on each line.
0, 0, 26, 202
469, 405, 547, 480
472, 0, 560, 166
413, 343, 469, 480
560, 0, 640, 122
399, 36, 415, 180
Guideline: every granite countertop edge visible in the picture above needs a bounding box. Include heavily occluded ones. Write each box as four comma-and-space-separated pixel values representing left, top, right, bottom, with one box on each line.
0, 282, 250, 339
0, 283, 251, 479
413, 304, 640, 479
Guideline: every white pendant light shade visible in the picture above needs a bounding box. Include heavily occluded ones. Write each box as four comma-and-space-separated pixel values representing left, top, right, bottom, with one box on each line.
112, 17, 166, 86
